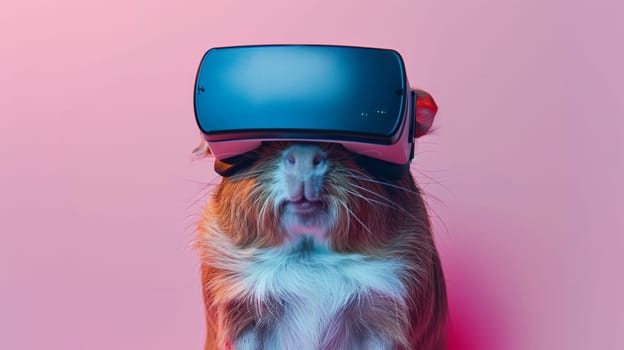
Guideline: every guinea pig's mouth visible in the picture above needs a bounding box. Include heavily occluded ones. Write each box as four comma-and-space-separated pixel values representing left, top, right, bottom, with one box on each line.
279, 198, 332, 241
284, 199, 324, 214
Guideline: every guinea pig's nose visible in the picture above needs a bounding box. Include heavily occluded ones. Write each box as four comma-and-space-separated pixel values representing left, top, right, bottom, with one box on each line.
282, 144, 328, 201
282, 145, 327, 173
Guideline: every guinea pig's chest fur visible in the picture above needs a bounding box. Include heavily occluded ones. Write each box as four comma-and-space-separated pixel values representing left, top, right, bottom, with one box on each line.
201, 234, 408, 349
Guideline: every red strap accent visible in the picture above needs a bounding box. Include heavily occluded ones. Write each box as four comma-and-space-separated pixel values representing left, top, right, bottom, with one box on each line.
413, 91, 438, 138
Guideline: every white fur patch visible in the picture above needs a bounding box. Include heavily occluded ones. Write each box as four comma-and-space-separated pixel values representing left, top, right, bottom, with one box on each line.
201, 233, 408, 349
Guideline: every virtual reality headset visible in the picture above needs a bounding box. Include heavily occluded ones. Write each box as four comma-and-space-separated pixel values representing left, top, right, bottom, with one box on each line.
193, 45, 437, 177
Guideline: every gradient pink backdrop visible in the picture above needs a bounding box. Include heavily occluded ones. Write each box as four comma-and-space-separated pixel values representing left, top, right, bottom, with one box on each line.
1, 0, 622, 349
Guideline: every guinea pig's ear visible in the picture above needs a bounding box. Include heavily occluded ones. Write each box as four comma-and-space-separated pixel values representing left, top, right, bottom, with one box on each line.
191, 136, 212, 160
412, 89, 438, 138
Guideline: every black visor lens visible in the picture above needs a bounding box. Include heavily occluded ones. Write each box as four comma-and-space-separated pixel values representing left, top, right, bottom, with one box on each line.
194, 45, 408, 145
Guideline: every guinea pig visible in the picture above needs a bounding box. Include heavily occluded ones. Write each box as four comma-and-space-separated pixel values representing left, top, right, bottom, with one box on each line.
194, 141, 447, 350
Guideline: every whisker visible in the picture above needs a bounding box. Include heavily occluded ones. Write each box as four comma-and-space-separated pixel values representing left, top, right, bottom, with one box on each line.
417, 189, 448, 209
418, 196, 450, 236
413, 139, 441, 146
183, 212, 204, 222
186, 190, 212, 211
228, 169, 268, 181
340, 186, 391, 208
335, 198, 354, 233
341, 184, 423, 222
337, 198, 373, 236
342, 171, 448, 209
409, 166, 452, 195
411, 150, 441, 156
344, 174, 422, 196
337, 170, 450, 234
184, 177, 220, 210
184, 221, 200, 234
331, 157, 451, 202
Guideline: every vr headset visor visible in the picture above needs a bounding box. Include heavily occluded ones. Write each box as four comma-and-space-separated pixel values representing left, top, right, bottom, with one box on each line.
194, 45, 437, 176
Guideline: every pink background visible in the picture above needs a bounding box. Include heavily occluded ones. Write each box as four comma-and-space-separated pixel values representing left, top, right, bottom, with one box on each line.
1, 0, 622, 349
